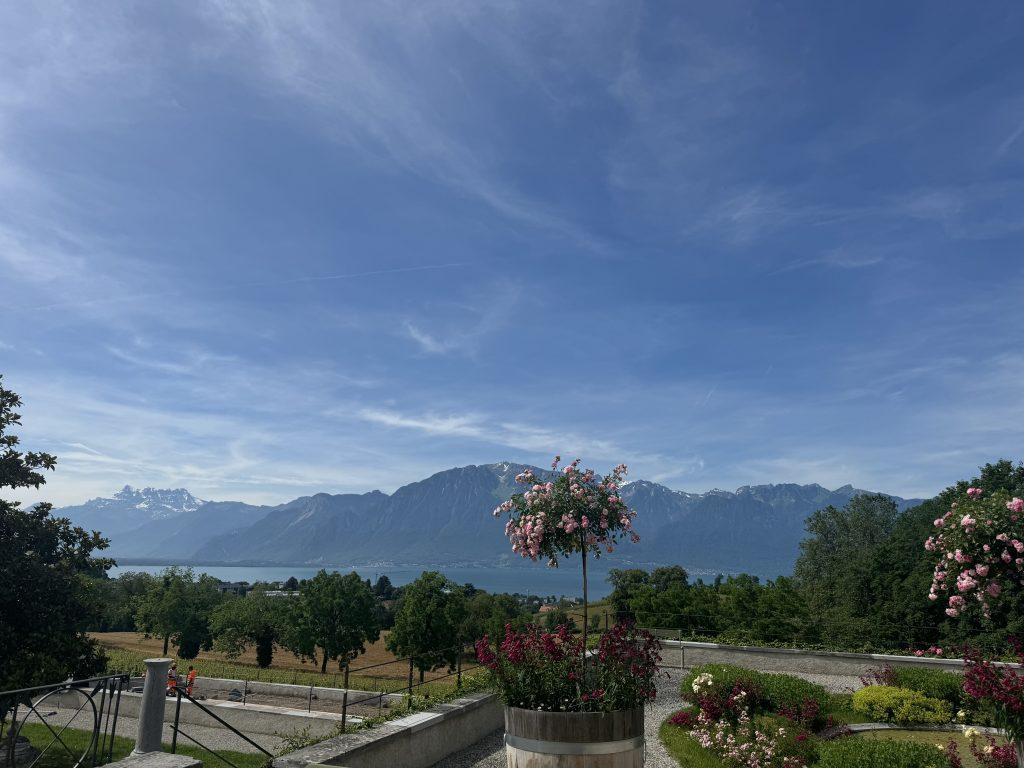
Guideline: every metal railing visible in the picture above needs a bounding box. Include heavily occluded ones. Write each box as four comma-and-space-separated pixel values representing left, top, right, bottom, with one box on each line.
168, 688, 273, 768
0, 673, 130, 768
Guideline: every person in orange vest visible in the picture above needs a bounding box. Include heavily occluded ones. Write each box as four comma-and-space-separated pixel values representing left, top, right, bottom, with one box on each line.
186, 666, 197, 697
166, 662, 179, 695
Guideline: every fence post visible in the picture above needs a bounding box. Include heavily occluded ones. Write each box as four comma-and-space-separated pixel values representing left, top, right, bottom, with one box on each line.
308, 684, 313, 713
341, 664, 350, 729
407, 658, 414, 700
132, 658, 171, 755
456, 649, 462, 690
243, 680, 248, 706
171, 689, 182, 753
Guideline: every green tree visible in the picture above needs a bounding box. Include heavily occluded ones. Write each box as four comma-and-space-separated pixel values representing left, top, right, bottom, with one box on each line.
135, 567, 224, 658
387, 571, 466, 682
286, 571, 379, 672
462, 592, 529, 642
795, 494, 900, 649
91, 571, 159, 632
211, 591, 287, 667
0, 376, 111, 696
607, 568, 650, 621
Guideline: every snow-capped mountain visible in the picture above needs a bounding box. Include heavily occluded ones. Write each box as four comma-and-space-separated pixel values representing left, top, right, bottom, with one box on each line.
57, 485, 204, 536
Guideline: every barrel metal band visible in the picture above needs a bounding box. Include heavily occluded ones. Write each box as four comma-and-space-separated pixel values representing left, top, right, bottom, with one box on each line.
504, 733, 645, 755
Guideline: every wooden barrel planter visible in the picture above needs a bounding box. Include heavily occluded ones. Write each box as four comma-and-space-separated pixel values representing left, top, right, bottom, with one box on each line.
504, 706, 644, 767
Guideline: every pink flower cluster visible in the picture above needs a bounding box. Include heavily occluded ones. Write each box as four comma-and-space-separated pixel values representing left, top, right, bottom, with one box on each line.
926, 488, 1024, 618
492, 456, 639, 565
688, 700, 807, 768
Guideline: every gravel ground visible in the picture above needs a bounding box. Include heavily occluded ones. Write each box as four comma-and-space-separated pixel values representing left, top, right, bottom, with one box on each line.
430, 668, 866, 768
21, 705, 287, 754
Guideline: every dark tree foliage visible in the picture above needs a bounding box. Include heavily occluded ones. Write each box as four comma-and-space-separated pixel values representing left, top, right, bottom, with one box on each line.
134, 567, 225, 658
0, 376, 111, 697
387, 571, 466, 682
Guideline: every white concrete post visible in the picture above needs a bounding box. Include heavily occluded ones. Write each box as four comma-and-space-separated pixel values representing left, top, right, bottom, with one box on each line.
133, 658, 172, 754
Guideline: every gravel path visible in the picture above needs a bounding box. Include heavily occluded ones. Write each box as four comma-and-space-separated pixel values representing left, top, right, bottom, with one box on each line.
430, 668, 866, 768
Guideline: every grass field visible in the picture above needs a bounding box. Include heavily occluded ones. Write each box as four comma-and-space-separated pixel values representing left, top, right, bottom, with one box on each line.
15, 722, 270, 768
94, 631, 485, 697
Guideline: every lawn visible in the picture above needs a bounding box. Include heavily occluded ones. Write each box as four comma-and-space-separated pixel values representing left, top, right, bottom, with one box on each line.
658, 719, 727, 768
15, 722, 270, 768
856, 729, 1010, 768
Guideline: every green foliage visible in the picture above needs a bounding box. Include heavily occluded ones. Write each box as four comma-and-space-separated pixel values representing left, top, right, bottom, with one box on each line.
658, 717, 728, 768
16, 722, 271, 768
134, 566, 225, 658
387, 571, 466, 679
816, 737, 953, 768
285, 570, 380, 672
461, 591, 530, 643
889, 667, 965, 711
90, 571, 159, 632
211, 590, 288, 668
851, 685, 952, 725
681, 663, 832, 728
0, 375, 110, 695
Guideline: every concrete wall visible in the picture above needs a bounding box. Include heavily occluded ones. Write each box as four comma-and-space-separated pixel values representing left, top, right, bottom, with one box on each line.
107, 691, 349, 739
130, 677, 405, 707
660, 639, 1021, 676
273, 692, 503, 768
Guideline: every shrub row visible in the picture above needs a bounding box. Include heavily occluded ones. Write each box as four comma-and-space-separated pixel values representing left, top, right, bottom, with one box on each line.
681, 664, 834, 730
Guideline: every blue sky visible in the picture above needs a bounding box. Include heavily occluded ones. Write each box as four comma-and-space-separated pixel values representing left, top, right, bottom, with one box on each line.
2, 2, 1023, 506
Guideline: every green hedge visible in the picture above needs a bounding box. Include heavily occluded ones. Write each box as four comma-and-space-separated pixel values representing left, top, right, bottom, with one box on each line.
816, 738, 951, 768
889, 667, 963, 710
851, 686, 952, 725
681, 663, 833, 728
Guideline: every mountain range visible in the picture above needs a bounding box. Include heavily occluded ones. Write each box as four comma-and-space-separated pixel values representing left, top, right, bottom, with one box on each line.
54, 464, 924, 577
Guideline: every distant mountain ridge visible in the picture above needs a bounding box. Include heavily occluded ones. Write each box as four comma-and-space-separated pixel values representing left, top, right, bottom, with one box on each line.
56, 465, 924, 576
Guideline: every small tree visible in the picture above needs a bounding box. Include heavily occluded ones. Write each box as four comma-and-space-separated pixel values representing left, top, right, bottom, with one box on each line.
387, 571, 467, 682
211, 591, 286, 668
0, 376, 110, 711
286, 571, 379, 672
491, 457, 639, 655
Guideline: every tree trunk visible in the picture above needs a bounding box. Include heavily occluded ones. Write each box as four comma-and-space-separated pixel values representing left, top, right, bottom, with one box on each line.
581, 537, 589, 680
162, 634, 169, 655
320, 652, 328, 673
419, 668, 424, 684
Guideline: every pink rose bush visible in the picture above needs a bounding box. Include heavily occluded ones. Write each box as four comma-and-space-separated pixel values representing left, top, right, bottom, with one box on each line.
475, 621, 661, 712
926, 488, 1024, 618
492, 456, 638, 566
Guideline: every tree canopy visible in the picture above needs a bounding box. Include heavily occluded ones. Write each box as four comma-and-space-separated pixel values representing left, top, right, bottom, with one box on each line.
285, 570, 380, 672
211, 589, 288, 667
0, 375, 111, 695
387, 571, 466, 681
135, 567, 225, 658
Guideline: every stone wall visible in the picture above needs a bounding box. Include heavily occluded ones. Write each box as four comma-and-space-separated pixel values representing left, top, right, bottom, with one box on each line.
273, 692, 503, 768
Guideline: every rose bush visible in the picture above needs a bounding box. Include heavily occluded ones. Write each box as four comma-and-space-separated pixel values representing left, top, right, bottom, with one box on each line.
925, 487, 1024, 618
492, 456, 639, 565
475, 621, 661, 712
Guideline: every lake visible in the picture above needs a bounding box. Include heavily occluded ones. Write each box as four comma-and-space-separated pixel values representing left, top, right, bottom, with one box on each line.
108, 563, 615, 599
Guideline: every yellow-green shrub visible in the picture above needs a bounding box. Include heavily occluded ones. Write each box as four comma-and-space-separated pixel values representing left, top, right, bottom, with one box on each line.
851, 685, 951, 725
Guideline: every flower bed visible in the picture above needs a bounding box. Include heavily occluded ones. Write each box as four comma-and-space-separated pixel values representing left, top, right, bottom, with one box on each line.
662, 663, 1018, 768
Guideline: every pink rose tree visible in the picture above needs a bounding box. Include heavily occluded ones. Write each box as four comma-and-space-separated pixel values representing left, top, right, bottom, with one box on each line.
926, 488, 1024, 619
492, 456, 639, 651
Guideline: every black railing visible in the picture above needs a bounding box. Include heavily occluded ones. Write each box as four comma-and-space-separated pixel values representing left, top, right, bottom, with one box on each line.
0, 673, 130, 768
168, 688, 273, 768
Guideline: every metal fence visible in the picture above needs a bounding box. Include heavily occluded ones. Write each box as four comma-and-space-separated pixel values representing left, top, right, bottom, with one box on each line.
0, 673, 130, 768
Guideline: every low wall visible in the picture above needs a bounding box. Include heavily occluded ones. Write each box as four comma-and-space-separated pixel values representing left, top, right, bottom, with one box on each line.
660, 639, 1017, 676
129, 677, 405, 707
272, 692, 503, 768
72, 691, 351, 739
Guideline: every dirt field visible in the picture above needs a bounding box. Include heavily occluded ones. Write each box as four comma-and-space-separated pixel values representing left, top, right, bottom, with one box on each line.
91, 631, 450, 680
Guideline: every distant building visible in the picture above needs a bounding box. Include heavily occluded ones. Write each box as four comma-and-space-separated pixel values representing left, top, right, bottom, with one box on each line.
538, 604, 558, 614
261, 590, 300, 598
215, 581, 249, 596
